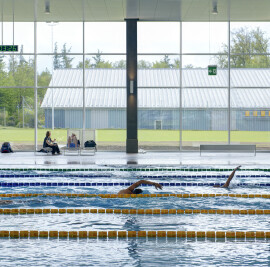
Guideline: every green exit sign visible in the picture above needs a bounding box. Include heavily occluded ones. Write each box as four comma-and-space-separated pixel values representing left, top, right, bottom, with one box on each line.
208, 65, 217, 75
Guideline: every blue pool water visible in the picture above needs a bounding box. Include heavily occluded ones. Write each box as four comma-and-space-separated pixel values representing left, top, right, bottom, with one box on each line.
0, 167, 269, 266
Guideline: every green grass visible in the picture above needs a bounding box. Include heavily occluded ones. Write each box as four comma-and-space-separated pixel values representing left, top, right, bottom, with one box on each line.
0, 127, 270, 144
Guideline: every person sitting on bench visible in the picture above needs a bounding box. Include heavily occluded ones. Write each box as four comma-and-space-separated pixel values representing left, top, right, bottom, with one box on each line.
67, 133, 80, 148
43, 131, 61, 155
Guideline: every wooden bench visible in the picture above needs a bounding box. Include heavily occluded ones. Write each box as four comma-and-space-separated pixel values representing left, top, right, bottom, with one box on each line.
200, 144, 256, 156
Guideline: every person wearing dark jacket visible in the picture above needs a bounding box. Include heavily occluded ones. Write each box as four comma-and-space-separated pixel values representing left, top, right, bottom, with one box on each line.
43, 131, 61, 155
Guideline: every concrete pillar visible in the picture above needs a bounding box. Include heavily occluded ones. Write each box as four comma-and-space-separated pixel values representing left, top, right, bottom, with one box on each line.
126, 19, 138, 153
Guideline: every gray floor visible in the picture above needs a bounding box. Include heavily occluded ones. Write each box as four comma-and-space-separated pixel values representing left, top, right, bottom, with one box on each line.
0, 151, 269, 168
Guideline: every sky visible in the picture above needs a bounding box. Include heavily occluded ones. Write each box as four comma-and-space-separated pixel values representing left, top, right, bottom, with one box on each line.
1, 21, 270, 73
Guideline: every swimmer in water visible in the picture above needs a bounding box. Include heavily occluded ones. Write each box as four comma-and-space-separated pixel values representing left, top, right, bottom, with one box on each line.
118, 180, 163, 194
118, 166, 241, 194
213, 165, 241, 188
0, 200, 13, 205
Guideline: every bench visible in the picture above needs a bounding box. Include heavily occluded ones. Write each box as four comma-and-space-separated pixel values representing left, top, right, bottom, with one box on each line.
200, 144, 256, 156
64, 129, 96, 156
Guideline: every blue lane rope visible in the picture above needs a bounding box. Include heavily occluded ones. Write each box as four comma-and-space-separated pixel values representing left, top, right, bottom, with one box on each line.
0, 182, 269, 187
0, 174, 269, 178
140, 175, 270, 178
0, 174, 111, 178
1, 168, 270, 172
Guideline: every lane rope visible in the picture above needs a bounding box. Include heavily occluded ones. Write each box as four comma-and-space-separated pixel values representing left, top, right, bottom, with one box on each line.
0, 230, 269, 239
0, 193, 269, 198
0, 182, 269, 187
1, 174, 270, 179
0, 208, 269, 215
0, 174, 111, 178
1, 168, 270, 172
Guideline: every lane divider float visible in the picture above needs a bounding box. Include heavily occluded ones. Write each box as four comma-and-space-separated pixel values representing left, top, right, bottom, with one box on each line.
0, 182, 269, 187
1, 168, 270, 172
0, 174, 110, 178
0, 193, 269, 198
0, 230, 269, 239
0, 208, 269, 215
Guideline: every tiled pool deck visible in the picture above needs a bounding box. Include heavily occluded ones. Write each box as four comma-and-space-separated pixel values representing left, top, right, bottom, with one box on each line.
0, 151, 269, 168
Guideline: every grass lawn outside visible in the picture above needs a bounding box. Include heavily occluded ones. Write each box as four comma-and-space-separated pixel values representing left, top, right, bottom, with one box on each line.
0, 127, 270, 145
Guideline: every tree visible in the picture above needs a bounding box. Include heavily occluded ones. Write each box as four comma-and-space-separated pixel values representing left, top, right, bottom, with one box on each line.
53, 43, 62, 69
216, 27, 270, 68
113, 60, 126, 69
92, 50, 112, 68
172, 59, 180, 68
138, 60, 152, 69
153, 55, 172, 68
53, 42, 74, 69
61, 43, 74, 68
38, 68, 51, 99
77, 58, 92, 68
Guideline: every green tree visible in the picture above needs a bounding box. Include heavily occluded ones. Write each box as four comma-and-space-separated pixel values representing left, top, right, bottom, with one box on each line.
92, 50, 112, 68
172, 59, 180, 68
53, 42, 62, 69
152, 55, 172, 68
138, 60, 152, 69
113, 60, 126, 69
53, 43, 74, 69
61, 43, 74, 68
216, 27, 270, 68
77, 58, 92, 68
38, 68, 51, 100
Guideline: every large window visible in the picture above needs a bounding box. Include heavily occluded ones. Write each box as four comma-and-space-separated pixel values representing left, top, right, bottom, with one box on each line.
0, 1, 269, 151
138, 22, 180, 150
230, 22, 270, 150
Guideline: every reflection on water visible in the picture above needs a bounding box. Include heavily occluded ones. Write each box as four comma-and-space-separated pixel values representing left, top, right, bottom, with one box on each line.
0, 239, 268, 267
0, 168, 269, 266
127, 239, 142, 267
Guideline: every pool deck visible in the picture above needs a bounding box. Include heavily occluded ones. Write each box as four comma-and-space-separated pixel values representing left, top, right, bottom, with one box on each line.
0, 151, 269, 168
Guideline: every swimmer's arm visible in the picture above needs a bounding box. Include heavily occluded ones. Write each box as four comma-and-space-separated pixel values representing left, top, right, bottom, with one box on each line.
127, 180, 163, 191
222, 165, 241, 188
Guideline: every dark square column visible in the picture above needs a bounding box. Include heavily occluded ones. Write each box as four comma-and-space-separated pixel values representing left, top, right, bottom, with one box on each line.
126, 19, 138, 153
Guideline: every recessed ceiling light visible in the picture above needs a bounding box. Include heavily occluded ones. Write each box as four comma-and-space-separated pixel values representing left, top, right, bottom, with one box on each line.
212, 0, 218, 15
45, 0, 50, 14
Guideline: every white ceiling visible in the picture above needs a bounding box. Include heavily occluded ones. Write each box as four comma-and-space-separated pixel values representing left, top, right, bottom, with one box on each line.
1, 0, 270, 22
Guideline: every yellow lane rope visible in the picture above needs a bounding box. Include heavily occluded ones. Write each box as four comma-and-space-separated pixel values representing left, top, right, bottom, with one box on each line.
0, 193, 270, 198
0, 230, 269, 239
0, 208, 269, 215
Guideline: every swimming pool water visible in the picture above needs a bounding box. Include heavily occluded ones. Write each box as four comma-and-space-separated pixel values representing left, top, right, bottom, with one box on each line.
0, 167, 269, 266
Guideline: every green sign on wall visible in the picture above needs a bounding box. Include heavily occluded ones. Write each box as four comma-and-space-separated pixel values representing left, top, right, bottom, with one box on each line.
208, 65, 217, 75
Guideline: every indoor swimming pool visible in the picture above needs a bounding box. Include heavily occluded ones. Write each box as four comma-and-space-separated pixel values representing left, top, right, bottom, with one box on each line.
0, 166, 269, 266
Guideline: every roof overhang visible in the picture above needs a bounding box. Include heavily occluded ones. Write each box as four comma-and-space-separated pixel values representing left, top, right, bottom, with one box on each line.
1, 0, 270, 22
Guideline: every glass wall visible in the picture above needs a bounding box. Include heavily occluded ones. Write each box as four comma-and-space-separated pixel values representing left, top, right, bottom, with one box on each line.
0, 1, 35, 151
0, 1, 126, 151
182, 22, 228, 150
0, 0, 269, 151
230, 22, 270, 150
137, 22, 180, 150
